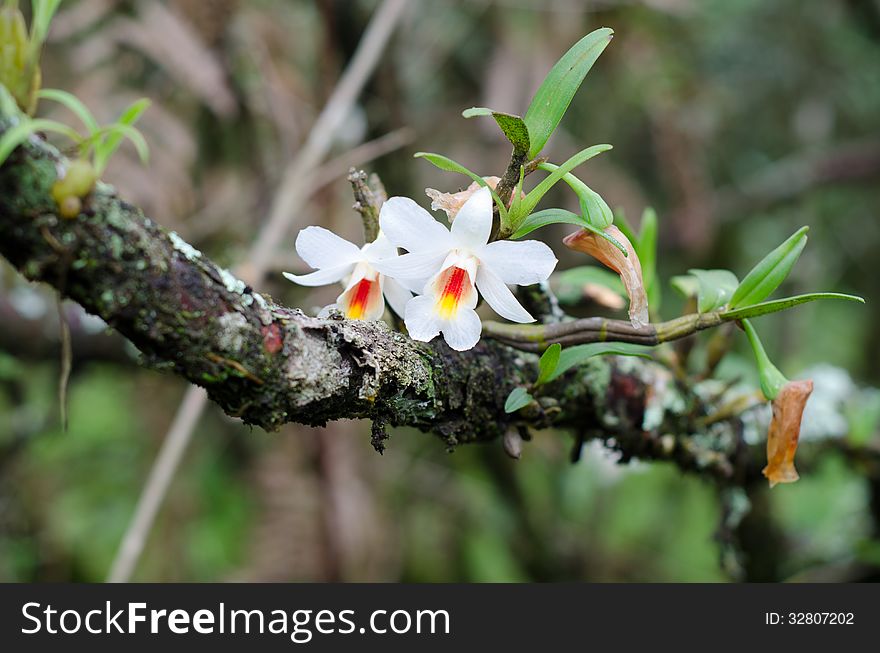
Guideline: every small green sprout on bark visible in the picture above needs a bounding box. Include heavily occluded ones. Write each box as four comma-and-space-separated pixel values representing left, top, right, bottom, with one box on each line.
0, 2, 150, 218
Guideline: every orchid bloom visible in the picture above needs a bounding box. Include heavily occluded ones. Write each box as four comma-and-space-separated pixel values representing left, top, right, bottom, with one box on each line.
283, 228, 411, 321
563, 225, 650, 328
763, 379, 814, 487
373, 187, 557, 351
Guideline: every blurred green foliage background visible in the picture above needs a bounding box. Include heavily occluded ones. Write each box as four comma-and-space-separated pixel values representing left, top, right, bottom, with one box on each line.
1, 0, 879, 582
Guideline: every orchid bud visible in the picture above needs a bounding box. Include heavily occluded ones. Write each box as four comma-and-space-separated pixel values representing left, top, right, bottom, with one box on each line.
563, 225, 650, 328
763, 379, 813, 488
51, 158, 97, 218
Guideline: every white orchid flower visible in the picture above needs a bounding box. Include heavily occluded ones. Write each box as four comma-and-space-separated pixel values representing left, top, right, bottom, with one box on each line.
283, 229, 411, 321
374, 187, 558, 351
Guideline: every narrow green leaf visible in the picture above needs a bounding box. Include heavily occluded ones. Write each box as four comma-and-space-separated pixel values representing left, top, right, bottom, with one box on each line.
29, 0, 62, 47
511, 144, 612, 227
638, 209, 657, 278
538, 162, 612, 228
524, 27, 614, 158
414, 151, 508, 220
510, 207, 627, 255
547, 342, 654, 383
90, 99, 151, 173
510, 208, 585, 237
536, 343, 562, 386
463, 106, 530, 156
0, 117, 81, 165
553, 266, 625, 305
687, 269, 739, 313
721, 292, 865, 321
729, 226, 809, 309
116, 98, 151, 126
0, 84, 21, 117
612, 207, 637, 244
37, 88, 99, 134
637, 208, 659, 313
504, 387, 534, 413
93, 123, 149, 174
741, 319, 787, 400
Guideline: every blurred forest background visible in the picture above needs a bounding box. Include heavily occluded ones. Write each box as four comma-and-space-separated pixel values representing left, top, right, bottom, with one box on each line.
1, 0, 879, 582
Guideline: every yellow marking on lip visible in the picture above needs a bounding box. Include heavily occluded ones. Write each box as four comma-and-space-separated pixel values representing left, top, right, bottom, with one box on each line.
436, 266, 469, 319
345, 278, 374, 319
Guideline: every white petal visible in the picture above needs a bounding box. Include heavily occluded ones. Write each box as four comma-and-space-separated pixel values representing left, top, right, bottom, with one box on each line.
371, 251, 447, 284
341, 261, 376, 291
451, 186, 492, 250
440, 307, 482, 351
476, 266, 535, 323
404, 295, 442, 342
379, 197, 453, 253
382, 277, 413, 317
282, 264, 353, 287
295, 226, 363, 269
363, 232, 398, 262
478, 239, 558, 285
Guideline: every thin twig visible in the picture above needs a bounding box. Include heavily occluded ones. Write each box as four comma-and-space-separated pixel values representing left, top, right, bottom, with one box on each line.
106, 386, 207, 583
106, 0, 409, 583
56, 297, 72, 432
482, 310, 725, 352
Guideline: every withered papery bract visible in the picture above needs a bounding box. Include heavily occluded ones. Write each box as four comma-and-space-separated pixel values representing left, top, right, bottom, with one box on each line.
425, 177, 502, 220
562, 225, 650, 328
763, 379, 814, 487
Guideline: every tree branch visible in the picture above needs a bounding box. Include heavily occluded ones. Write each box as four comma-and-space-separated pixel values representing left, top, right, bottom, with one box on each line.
0, 122, 760, 479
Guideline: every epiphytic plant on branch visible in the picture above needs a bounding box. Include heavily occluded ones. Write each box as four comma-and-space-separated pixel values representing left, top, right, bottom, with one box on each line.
0, 7, 866, 488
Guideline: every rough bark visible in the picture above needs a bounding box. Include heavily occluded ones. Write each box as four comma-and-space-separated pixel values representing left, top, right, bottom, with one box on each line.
0, 123, 757, 478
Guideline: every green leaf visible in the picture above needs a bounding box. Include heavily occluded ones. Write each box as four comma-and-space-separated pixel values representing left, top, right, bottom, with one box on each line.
546, 342, 654, 383
553, 265, 625, 305
92, 123, 149, 174
37, 88, 99, 134
523, 27, 614, 158
637, 208, 659, 313
414, 151, 508, 220
510, 207, 585, 237
116, 98, 151, 126
538, 162, 612, 228
612, 207, 637, 243
29, 0, 62, 48
462, 107, 530, 156
0, 117, 81, 165
670, 275, 699, 299
741, 319, 787, 400
90, 99, 151, 173
0, 84, 21, 117
535, 343, 561, 386
729, 226, 809, 309
721, 292, 865, 321
510, 143, 612, 228
847, 390, 880, 446
504, 387, 534, 413
687, 269, 740, 313
510, 207, 627, 255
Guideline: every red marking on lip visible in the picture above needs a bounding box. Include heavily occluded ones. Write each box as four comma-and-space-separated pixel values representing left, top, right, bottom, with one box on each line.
346, 278, 374, 319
